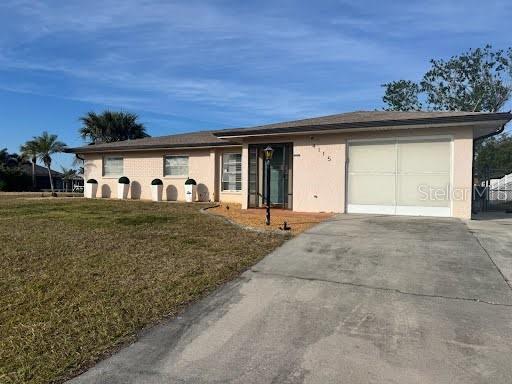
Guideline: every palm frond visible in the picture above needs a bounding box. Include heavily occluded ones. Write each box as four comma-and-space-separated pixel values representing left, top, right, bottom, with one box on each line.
78, 111, 149, 143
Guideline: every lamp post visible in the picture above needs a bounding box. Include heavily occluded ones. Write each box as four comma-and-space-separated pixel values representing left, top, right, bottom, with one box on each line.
264, 145, 273, 225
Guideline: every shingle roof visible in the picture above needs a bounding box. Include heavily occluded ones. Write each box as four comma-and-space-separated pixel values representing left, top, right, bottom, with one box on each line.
213, 110, 512, 137
20, 163, 63, 177
68, 110, 512, 153
68, 130, 239, 154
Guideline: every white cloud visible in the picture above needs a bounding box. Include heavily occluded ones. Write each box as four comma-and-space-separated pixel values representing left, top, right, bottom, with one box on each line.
1, 0, 510, 129
0, 0, 402, 123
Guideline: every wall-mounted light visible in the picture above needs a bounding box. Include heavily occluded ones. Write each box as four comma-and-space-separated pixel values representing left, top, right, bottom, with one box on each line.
264, 145, 274, 160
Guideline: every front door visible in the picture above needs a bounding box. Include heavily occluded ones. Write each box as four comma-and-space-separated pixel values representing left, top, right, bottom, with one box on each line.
248, 143, 293, 209
267, 146, 286, 206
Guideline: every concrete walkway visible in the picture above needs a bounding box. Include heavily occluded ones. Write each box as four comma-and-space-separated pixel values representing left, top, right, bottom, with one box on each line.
71, 215, 512, 384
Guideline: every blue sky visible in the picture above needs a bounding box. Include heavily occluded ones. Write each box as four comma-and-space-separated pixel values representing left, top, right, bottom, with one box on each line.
1, 0, 511, 169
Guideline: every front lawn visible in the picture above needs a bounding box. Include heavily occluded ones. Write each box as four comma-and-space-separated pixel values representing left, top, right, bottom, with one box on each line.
0, 198, 284, 384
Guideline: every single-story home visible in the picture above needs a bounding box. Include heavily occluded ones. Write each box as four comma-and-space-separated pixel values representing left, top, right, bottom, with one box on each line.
69, 111, 512, 219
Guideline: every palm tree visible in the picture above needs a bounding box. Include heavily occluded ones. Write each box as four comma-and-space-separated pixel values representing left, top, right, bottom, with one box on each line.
20, 140, 39, 189
79, 111, 149, 143
31, 132, 66, 196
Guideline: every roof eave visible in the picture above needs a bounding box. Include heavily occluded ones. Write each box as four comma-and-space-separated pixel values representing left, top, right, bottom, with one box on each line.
67, 142, 241, 154
213, 112, 512, 138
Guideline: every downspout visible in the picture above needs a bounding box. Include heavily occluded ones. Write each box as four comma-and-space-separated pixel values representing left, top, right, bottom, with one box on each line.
75, 153, 85, 179
472, 122, 507, 213
74, 154, 86, 190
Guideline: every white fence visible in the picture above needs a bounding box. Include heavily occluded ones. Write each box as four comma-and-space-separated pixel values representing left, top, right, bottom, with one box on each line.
487, 173, 512, 208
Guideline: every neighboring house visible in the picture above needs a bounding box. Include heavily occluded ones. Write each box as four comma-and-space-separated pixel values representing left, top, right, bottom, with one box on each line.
20, 163, 64, 191
69, 110, 512, 219
63, 174, 84, 192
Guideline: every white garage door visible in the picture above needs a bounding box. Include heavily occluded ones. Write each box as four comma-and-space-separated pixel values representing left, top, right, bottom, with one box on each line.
347, 137, 452, 217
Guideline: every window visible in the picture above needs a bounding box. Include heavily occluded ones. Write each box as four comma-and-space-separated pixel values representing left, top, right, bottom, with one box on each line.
164, 156, 189, 177
103, 156, 123, 177
222, 153, 242, 191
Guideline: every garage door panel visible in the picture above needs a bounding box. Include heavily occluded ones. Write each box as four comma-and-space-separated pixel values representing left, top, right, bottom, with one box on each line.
397, 173, 451, 207
349, 141, 396, 173
398, 140, 451, 174
348, 174, 395, 205
347, 137, 452, 217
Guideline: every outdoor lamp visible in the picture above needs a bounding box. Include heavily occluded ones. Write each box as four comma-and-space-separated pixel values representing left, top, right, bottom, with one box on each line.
264, 145, 274, 160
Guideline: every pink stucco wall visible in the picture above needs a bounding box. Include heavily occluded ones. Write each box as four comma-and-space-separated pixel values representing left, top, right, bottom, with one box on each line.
81, 125, 475, 219
83, 148, 243, 204
238, 125, 475, 219
295, 126, 474, 218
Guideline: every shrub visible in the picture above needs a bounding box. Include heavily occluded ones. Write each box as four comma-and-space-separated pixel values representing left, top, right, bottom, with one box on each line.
86, 179, 98, 184
0, 166, 32, 191
118, 176, 130, 184
151, 178, 163, 185
184, 178, 196, 185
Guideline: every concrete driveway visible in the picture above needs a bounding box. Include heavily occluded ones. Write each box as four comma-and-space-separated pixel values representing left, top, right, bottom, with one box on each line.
71, 215, 512, 384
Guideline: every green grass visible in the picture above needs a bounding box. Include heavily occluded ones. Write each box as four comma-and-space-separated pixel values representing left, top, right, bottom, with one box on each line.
0, 198, 284, 384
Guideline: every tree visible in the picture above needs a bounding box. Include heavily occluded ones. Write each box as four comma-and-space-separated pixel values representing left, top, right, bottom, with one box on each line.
31, 132, 66, 196
79, 111, 149, 144
0, 165, 31, 191
0, 149, 31, 191
382, 80, 422, 111
421, 45, 511, 112
382, 45, 512, 113
474, 133, 512, 180
0, 150, 26, 168
20, 140, 39, 189
0, 148, 8, 164
382, 45, 512, 174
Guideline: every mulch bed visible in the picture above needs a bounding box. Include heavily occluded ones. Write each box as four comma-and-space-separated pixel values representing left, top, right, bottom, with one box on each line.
208, 204, 334, 235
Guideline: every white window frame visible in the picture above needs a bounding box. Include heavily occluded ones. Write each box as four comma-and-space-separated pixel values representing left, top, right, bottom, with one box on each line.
164, 155, 189, 178
221, 152, 242, 192
102, 156, 124, 178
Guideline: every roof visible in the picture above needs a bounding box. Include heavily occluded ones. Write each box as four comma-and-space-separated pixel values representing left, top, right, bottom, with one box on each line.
67, 174, 84, 180
20, 163, 63, 177
68, 110, 512, 153
213, 110, 512, 137
68, 130, 238, 154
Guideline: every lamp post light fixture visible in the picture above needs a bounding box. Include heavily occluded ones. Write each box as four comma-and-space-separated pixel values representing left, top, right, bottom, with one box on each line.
264, 145, 274, 225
